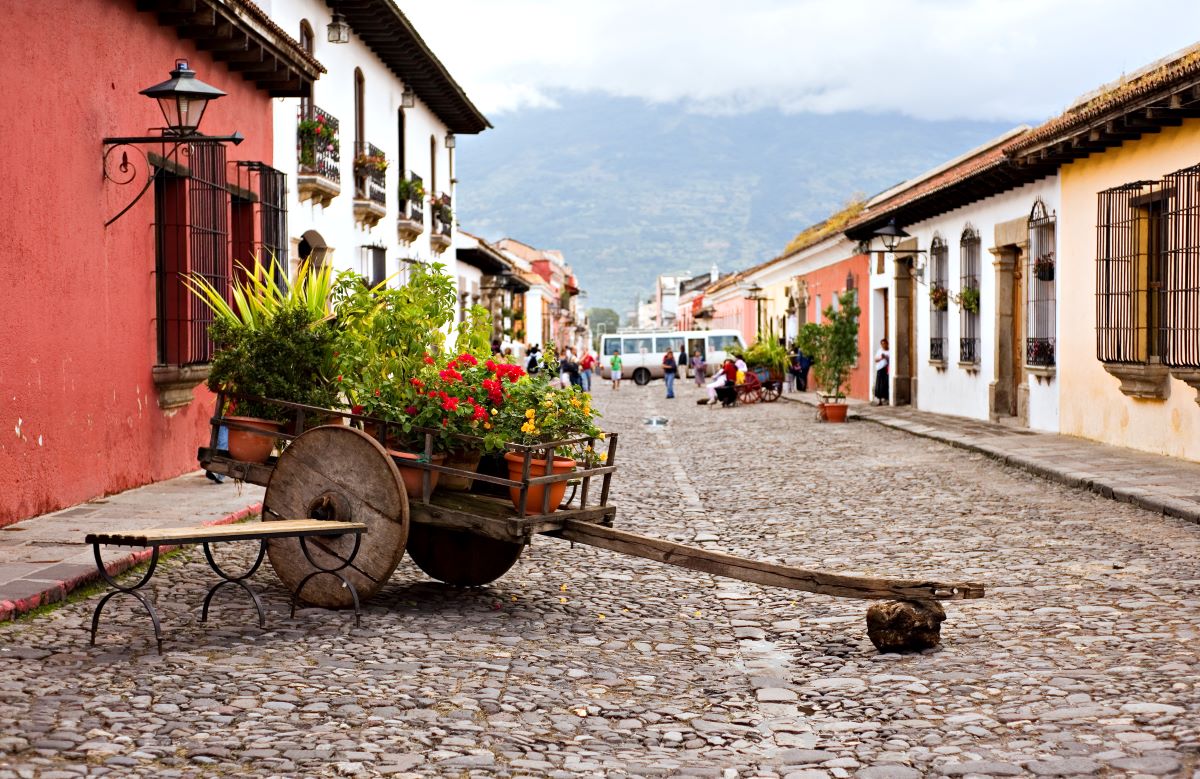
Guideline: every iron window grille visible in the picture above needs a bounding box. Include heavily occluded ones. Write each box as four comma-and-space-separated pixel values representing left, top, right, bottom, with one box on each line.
929, 235, 948, 362
297, 105, 340, 182
959, 225, 981, 364
1096, 182, 1160, 364
360, 245, 387, 287
403, 171, 424, 224
1027, 199, 1057, 367
1161, 163, 1200, 368
434, 192, 453, 236
153, 142, 230, 366
231, 161, 288, 287
355, 141, 387, 205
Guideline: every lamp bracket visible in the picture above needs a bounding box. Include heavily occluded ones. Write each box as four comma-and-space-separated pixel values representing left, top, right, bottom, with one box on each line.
101, 131, 243, 227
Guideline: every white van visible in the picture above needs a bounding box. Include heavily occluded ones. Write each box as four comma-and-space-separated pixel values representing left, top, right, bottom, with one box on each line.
597, 329, 746, 385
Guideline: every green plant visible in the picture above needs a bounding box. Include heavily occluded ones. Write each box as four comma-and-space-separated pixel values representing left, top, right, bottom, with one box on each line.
354, 151, 388, 175
435, 202, 453, 225
185, 256, 333, 332
297, 114, 338, 166
397, 176, 425, 203
956, 285, 980, 315
929, 284, 949, 311
739, 338, 789, 376
489, 374, 602, 450
797, 291, 860, 401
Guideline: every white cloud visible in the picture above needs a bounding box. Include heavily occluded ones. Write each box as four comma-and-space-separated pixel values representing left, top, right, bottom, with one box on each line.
401, 0, 1200, 121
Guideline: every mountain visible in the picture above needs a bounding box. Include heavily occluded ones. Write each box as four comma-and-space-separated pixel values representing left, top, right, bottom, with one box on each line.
454, 92, 1018, 313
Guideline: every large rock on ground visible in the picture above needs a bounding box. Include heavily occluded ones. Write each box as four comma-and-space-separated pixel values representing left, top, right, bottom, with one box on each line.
866, 599, 945, 653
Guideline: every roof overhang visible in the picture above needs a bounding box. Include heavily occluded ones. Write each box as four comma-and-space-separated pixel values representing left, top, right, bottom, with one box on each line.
140, 0, 325, 98
328, 0, 491, 134
456, 244, 509, 275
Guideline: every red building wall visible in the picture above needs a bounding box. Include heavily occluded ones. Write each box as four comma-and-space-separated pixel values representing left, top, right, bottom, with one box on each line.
799, 254, 872, 400
0, 0, 275, 525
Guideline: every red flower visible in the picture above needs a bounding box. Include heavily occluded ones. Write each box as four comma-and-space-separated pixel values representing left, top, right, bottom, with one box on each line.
427, 391, 437, 398
458, 353, 478, 366
351, 404, 364, 415
423, 353, 435, 365
485, 359, 497, 372
337, 374, 343, 382
374, 388, 381, 397
441, 396, 460, 412
410, 378, 424, 388
438, 367, 463, 383
405, 405, 417, 415
471, 405, 488, 422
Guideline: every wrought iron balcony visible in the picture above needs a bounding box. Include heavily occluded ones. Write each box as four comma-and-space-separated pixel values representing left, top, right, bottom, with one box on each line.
296, 105, 341, 206
1027, 337, 1055, 367
430, 192, 453, 253
960, 338, 979, 364
397, 172, 424, 243
352, 142, 387, 228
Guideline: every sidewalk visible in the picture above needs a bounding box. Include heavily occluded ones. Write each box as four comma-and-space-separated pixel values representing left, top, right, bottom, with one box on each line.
786, 390, 1200, 525
0, 473, 264, 622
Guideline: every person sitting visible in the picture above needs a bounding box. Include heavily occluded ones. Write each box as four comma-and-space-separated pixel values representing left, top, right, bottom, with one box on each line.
706, 358, 738, 404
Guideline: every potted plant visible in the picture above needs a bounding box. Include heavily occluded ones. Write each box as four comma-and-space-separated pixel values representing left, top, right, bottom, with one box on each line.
353, 151, 388, 177
488, 354, 603, 513
396, 176, 425, 203
297, 114, 338, 169
796, 290, 860, 423
929, 284, 950, 311
956, 285, 981, 315
187, 259, 339, 462
435, 202, 453, 226
1033, 254, 1055, 282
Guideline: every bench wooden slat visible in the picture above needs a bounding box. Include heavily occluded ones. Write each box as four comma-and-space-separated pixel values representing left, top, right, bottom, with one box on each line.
86, 519, 367, 547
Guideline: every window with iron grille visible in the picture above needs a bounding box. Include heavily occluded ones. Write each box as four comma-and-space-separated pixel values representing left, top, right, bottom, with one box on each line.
153, 142, 230, 367
230, 162, 289, 287
359, 245, 387, 287
959, 226, 981, 364
1027, 200, 1057, 367
1096, 182, 1161, 364
1161, 163, 1200, 368
929, 235, 948, 362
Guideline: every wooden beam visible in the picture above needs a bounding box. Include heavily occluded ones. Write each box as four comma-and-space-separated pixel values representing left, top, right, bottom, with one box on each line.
551, 521, 986, 602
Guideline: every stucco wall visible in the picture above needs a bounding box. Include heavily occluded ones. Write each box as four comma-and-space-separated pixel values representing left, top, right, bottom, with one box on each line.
1058, 119, 1200, 459
902, 178, 1060, 430
269, 0, 456, 281
0, 0, 276, 525
799, 254, 872, 400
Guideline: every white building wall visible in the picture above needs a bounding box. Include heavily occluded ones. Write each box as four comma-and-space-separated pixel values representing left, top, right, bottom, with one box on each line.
872, 175, 1060, 431
267, 2, 457, 284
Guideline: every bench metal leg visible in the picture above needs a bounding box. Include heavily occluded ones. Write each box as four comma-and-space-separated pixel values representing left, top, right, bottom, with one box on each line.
290, 534, 363, 627
200, 539, 268, 629
90, 544, 163, 654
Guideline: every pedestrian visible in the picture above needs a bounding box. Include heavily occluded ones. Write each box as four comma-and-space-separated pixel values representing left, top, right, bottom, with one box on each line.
662, 348, 677, 399
205, 424, 229, 483
798, 349, 813, 393
610, 349, 623, 390
580, 350, 596, 392
874, 338, 890, 406
559, 346, 575, 387
690, 349, 706, 388
789, 346, 810, 393
562, 349, 583, 389
706, 358, 737, 404
525, 343, 541, 375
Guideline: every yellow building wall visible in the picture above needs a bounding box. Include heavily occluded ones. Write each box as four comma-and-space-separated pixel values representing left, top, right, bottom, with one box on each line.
1059, 118, 1200, 460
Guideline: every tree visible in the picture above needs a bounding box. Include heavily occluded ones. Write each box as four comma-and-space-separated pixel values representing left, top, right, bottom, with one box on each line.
588, 307, 620, 349
795, 291, 860, 400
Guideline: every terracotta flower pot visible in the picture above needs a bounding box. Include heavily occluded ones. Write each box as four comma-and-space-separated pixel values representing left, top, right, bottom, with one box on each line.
225, 416, 283, 463
504, 452, 576, 514
389, 450, 446, 498
441, 449, 483, 491
819, 403, 848, 423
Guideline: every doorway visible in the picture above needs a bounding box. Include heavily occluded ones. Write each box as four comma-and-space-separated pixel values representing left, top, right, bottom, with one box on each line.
990, 246, 1027, 422
892, 253, 915, 405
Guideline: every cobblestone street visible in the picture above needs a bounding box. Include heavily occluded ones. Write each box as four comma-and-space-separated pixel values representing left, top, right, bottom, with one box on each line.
2, 382, 1199, 778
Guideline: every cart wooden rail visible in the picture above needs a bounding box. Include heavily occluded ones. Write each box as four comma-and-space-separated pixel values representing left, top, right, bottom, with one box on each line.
198, 394, 984, 640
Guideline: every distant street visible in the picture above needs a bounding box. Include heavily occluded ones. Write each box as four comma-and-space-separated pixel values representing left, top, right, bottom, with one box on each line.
2, 381, 1198, 777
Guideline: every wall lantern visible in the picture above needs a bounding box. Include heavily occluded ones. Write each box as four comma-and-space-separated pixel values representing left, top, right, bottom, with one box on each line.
445, 132, 456, 149
401, 85, 415, 108
327, 13, 351, 44
139, 59, 226, 136
873, 218, 909, 252
101, 60, 243, 227
845, 271, 856, 291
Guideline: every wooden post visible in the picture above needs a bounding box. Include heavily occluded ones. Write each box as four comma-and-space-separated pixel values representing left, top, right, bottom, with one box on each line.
599, 432, 619, 506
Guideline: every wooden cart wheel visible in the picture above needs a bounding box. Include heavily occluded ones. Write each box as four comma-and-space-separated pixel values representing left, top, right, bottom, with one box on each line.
263, 425, 409, 608
405, 525, 524, 587
761, 381, 782, 402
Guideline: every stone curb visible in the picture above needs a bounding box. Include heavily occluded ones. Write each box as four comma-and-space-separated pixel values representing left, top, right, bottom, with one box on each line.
0, 502, 262, 624
785, 394, 1200, 527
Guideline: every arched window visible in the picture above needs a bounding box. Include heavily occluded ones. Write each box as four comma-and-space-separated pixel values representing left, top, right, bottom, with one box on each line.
1027, 198, 1057, 367
429, 134, 437, 197
929, 234, 949, 363
959, 225, 980, 365
299, 21, 314, 117
354, 69, 365, 152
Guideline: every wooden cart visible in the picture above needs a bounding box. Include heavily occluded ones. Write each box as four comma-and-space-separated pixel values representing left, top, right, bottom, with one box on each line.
199, 394, 984, 638
734, 368, 784, 405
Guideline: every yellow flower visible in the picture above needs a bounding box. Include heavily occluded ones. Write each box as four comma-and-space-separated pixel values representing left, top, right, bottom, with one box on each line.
597, 432, 606, 439
491, 408, 498, 416
600, 453, 607, 462
525, 408, 536, 419
484, 422, 492, 430
570, 398, 581, 407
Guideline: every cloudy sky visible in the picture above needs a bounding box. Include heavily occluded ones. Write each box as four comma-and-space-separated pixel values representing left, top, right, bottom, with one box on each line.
403, 0, 1200, 122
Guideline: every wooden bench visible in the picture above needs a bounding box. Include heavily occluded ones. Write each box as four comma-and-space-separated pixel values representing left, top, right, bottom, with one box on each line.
85, 519, 367, 653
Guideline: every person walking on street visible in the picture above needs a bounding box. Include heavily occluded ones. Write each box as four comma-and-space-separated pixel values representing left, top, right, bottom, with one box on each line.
874, 338, 890, 405
662, 348, 678, 399
580, 350, 595, 392
690, 350, 706, 388
562, 349, 583, 389
609, 349, 623, 390
560, 346, 575, 387
525, 344, 541, 375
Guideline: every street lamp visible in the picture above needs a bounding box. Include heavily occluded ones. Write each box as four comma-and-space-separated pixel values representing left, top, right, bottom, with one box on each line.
872, 218, 909, 252
327, 13, 351, 43
401, 85, 415, 108
867, 218, 928, 281
746, 283, 765, 338
139, 59, 226, 136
